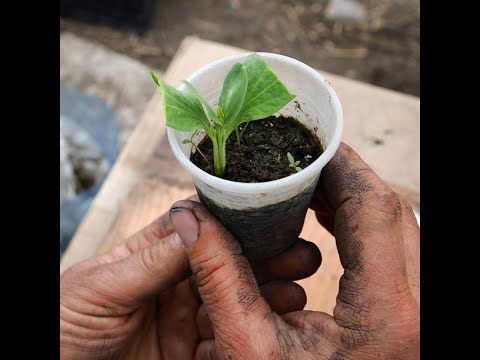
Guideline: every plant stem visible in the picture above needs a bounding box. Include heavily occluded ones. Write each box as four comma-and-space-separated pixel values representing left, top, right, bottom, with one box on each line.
235, 127, 241, 145
239, 121, 250, 140
212, 131, 226, 177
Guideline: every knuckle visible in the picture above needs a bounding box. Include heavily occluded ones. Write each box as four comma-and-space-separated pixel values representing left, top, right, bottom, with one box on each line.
372, 186, 399, 204
191, 251, 229, 291
191, 250, 262, 313
365, 186, 402, 216
138, 243, 164, 276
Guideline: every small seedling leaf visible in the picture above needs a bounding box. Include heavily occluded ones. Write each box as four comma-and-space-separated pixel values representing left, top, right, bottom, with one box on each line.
287, 152, 294, 164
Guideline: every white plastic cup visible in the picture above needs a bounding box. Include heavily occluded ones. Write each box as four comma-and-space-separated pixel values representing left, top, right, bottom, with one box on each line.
167, 53, 343, 260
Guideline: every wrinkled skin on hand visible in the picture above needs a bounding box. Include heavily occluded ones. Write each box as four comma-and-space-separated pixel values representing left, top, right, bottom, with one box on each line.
60, 198, 321, 359
170, 143, 420, 360
60, 142, 419, 359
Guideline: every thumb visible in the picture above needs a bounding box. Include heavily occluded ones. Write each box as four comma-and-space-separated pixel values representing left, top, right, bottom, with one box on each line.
170, 201, 272, 353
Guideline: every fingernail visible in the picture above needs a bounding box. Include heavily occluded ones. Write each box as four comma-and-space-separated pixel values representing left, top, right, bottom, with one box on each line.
170, 208, 199, 248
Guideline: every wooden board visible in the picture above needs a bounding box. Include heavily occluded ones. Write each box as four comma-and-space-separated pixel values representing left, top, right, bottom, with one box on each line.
60, 36, 419, 314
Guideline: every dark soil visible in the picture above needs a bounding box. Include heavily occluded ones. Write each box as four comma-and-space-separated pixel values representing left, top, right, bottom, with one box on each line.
191, 116, 323, 182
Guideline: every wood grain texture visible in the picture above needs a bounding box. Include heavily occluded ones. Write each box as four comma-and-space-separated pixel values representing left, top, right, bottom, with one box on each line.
60, 37, 419, 315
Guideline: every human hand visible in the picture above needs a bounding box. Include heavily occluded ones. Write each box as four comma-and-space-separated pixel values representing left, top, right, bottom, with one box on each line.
60, 198, 321, 359
171, 143, 420, 359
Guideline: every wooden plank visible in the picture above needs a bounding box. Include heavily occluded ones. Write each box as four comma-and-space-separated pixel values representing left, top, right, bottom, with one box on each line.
60, 37, 419, 315
334, 76, 420, 193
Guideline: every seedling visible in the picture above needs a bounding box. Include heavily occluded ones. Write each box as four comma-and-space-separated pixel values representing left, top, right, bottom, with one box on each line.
151, 53, 295, 178
274, 153, 281, 163
287, 152, 302, 172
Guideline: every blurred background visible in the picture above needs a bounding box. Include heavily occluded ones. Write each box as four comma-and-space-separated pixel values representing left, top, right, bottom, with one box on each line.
60, 0, 419, 257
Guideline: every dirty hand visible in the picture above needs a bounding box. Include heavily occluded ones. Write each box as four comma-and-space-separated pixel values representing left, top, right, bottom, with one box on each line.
60, 200, 321, 359
172, 143, 420, 359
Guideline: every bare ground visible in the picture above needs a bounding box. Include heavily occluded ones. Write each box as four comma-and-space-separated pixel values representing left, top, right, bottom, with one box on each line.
60, 0, 419, 96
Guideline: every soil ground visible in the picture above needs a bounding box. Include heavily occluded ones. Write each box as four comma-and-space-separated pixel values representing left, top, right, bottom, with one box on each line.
60, 0, 420, 96
192, 116, 323, 182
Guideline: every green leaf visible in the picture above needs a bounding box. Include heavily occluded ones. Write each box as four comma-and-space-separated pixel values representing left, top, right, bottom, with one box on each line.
295, 167, 303, 172
287, 152, 294, 164
181, 139, 192, 144
152, 72, 210, 132
152, 53, 296, 180
180, 80, 222, 126
151, 71, 161, 86
234, 53, 296, 127
294, 160, 300, 166
219, 63, 248, 129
